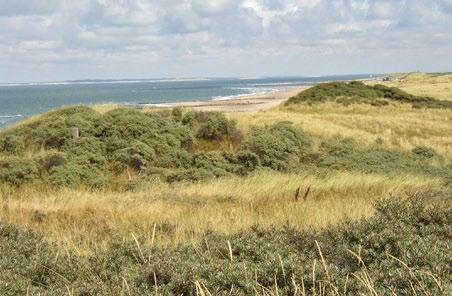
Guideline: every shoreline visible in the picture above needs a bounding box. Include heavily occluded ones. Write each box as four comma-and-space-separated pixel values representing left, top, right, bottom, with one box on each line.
138, 85, 311, 112
137, 77, 382, 112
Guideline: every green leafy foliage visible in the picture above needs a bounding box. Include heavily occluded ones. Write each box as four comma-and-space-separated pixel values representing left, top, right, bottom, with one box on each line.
286, 81, 452, 109
112, 140, 155, 172
0, 105, 450, 188
194, 111, 242, 142
0, 107, 251, 187
0, 198, 449, 295
243, 122, 311, 171
0, 157, 38, 186
411, 145, 437, 159
313, 139, 450, 183
0, 134, 25, 155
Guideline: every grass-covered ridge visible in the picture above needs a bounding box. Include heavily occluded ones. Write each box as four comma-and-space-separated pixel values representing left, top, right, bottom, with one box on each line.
285, 81, 452, 109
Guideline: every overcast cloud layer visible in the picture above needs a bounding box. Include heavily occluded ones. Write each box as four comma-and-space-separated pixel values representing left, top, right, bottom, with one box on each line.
0, 0, 451, 82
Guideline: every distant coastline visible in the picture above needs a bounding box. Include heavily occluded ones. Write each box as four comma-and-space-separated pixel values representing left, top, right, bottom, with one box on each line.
0, 74, 380, 128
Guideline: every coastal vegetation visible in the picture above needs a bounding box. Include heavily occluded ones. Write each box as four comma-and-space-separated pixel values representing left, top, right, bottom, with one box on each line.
285, 80, 452, 109
0, 73, 450, 294
1, 198, 449, 295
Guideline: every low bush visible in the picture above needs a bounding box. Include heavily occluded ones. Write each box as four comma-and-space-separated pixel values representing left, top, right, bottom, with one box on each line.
243, 122, 311, 171
15, 106, 100, 150
233, 150, 260, 175
0, 198, 449, 295
286, 81, 452, 109
37, 151, 66, 172
315, 139, 450, 182
0, 134, 25, 155
412, 145, 437, 159
112, 140, 155, 172
194, 111, 242, 142
47, 162, 108, 188
165, 168, 216, 183
0, 107, 195, 187
0, 157, 38, 186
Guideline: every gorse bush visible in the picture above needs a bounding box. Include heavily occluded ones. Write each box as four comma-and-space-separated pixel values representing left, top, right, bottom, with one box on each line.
314, 138, 450, 182
285, 81, 452, 109
0, 157, 38, 186
0, 134, 25, 155
0, 105, 450, 188
194, 111, 240, 141
0, 107, 252, 187
412, 145, 437, 159
112, 140, 155, 172
243, 122, 311, 171
0, 198, 449, 295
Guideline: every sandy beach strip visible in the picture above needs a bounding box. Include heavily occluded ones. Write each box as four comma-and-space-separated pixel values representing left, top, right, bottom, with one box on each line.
138, 85, 311, 112
135, 78, 382, 113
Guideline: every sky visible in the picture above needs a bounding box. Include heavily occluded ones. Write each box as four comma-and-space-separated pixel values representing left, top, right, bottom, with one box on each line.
0, 0, 451, 83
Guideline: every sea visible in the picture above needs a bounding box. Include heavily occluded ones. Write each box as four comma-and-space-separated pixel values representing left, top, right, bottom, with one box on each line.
0, 74, 377, 128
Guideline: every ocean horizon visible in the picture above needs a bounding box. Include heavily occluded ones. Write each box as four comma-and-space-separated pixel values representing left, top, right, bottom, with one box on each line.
0, 74, 378, 128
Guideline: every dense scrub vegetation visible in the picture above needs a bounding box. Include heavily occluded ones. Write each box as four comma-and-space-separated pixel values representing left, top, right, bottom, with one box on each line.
313, 139, 451, 186
285, 81, 452, 109
0, 198, 449, 295
0, 107, 247, 187
0, 105, 450, 188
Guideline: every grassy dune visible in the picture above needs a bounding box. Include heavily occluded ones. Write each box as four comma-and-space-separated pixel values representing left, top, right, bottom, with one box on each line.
232, 103, 452, 160
383, 72, 452, 101
0, 73, 450, 294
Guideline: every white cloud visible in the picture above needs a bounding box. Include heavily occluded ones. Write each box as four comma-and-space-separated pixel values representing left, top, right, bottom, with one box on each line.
0, 0, 451, 82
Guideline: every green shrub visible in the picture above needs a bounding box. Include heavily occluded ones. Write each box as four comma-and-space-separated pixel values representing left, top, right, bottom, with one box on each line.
0, 157, 38, 186
99, 108, 194, 169
412, 145, 437, 158
0, 134, 25, 155
1, 104, 449, 188
63, 137, 107, 168
46, 164, 78, 187
233, 150, 260, 175
243, 122, 310, 171
315, 139, 450, 181
0, 107, 198, 187
165, 168, 216, 183
19, 106, 100, 150
38, 151, 66, 172
1, 198, 448, 295
192, 151, 237, 176
47, 163, 108, 188
181, 110, 196, 127
171, 107, 183, 121
195, 112, 241, 141
112, 140, 155, 172
286, 81, 452, 109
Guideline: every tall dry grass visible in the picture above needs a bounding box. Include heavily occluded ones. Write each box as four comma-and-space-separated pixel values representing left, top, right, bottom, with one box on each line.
382, 72, 452, 101
0, 171, 443, 255
230, 103, 452, 161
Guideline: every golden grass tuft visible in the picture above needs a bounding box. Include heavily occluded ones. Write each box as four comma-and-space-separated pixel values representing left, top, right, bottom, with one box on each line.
0, 171, 443, 255
230, 103, 452, 161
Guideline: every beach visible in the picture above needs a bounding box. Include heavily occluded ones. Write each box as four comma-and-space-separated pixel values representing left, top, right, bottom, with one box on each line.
139, 77, 381, 112
141, 85, 311, 112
